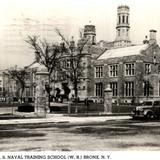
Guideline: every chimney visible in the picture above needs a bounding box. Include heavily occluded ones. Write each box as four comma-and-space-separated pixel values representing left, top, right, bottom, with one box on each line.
149, 29, 157, 45
143, 35, 149, 44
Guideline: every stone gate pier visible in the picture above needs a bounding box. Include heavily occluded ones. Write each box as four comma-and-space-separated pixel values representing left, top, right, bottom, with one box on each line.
34, 67, 49, 117
104, 85, 113, 113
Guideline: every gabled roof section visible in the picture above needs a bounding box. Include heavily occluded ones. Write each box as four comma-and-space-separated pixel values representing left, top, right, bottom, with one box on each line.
90, 45, 106, 59
97, 44, 148, 60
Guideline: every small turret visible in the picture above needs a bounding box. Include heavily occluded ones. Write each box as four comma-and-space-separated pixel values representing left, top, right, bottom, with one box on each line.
83, 23, 96, 45
114, 5, 131, 47
149, 29, 157, 45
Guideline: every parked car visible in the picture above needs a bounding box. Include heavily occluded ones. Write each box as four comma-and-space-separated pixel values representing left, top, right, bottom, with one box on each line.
18, 103, 34, 112
131, 100, 160, 119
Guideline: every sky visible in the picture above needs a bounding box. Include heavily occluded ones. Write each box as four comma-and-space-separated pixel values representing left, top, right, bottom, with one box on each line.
0, 0, 160, 69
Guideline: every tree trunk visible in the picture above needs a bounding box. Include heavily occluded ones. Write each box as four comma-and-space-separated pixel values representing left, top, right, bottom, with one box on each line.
48, 75, 51, 109
74, 81, 78, 98
20, 88, 24, 104
74, 80, 78, 114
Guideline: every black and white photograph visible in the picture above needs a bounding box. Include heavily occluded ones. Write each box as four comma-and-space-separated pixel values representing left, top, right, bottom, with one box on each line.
0, 0, 160, 158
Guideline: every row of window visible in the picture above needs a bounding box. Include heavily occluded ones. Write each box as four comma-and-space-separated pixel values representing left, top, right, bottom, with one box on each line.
95, 63, 156, 78
95, 81, 153, 97
118, 15, 129, 24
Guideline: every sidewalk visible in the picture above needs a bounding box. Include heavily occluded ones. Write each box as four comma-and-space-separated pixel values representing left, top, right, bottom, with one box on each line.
0, 113, 130, 126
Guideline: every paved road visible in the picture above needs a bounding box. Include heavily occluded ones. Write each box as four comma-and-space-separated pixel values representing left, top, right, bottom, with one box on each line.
0, 114, 130, 125
0, 116, 160, 151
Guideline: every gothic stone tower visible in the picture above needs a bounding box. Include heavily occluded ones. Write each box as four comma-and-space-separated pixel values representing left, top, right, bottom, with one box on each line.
114, 5, 131, 48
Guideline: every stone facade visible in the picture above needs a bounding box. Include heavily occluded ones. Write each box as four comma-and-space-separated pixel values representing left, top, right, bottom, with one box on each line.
53, 42, 105, 100
71, 5, 160, 104
92, 43, 160, 104
3, 4, 160, 106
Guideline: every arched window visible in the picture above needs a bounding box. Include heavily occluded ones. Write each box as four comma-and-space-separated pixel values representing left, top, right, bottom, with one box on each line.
122, 15, 125, 23
126, 16, 128, 24
92, 36, 95, 45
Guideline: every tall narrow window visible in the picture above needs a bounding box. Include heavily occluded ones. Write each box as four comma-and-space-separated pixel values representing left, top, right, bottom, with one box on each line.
122, 15, 125, 23
125, 63, 135, 76
109, 65, 118, 77
119, 16, 121, 24
92, 36, 95, 45
126, 16, 128, 24
145, 64, 151, 75
95, 83, 103, 97
144, 81, 153, 97
110, 82, 118, 96
95, 66, 103, 78
125, 82, 134, 97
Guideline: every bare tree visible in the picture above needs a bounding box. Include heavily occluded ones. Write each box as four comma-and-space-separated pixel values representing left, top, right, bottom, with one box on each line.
56, 29, 89, 99
25, 35, 63, 107
7, 67, 28, 103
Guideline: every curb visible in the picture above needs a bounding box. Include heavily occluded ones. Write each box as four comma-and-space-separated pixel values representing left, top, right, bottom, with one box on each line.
64, 112, 131, 117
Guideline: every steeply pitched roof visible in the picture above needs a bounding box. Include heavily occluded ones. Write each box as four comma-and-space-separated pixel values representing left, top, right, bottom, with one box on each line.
97, 44, 148, 60
90, 45, 106, 59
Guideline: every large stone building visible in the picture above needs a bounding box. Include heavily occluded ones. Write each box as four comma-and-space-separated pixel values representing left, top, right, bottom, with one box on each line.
69, 5, 160, 105
52, 5, 160, 104
88, 5, 160, 104
1, 5, 160, 105
94, 32, 160, 104
53, 23, 107, 100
